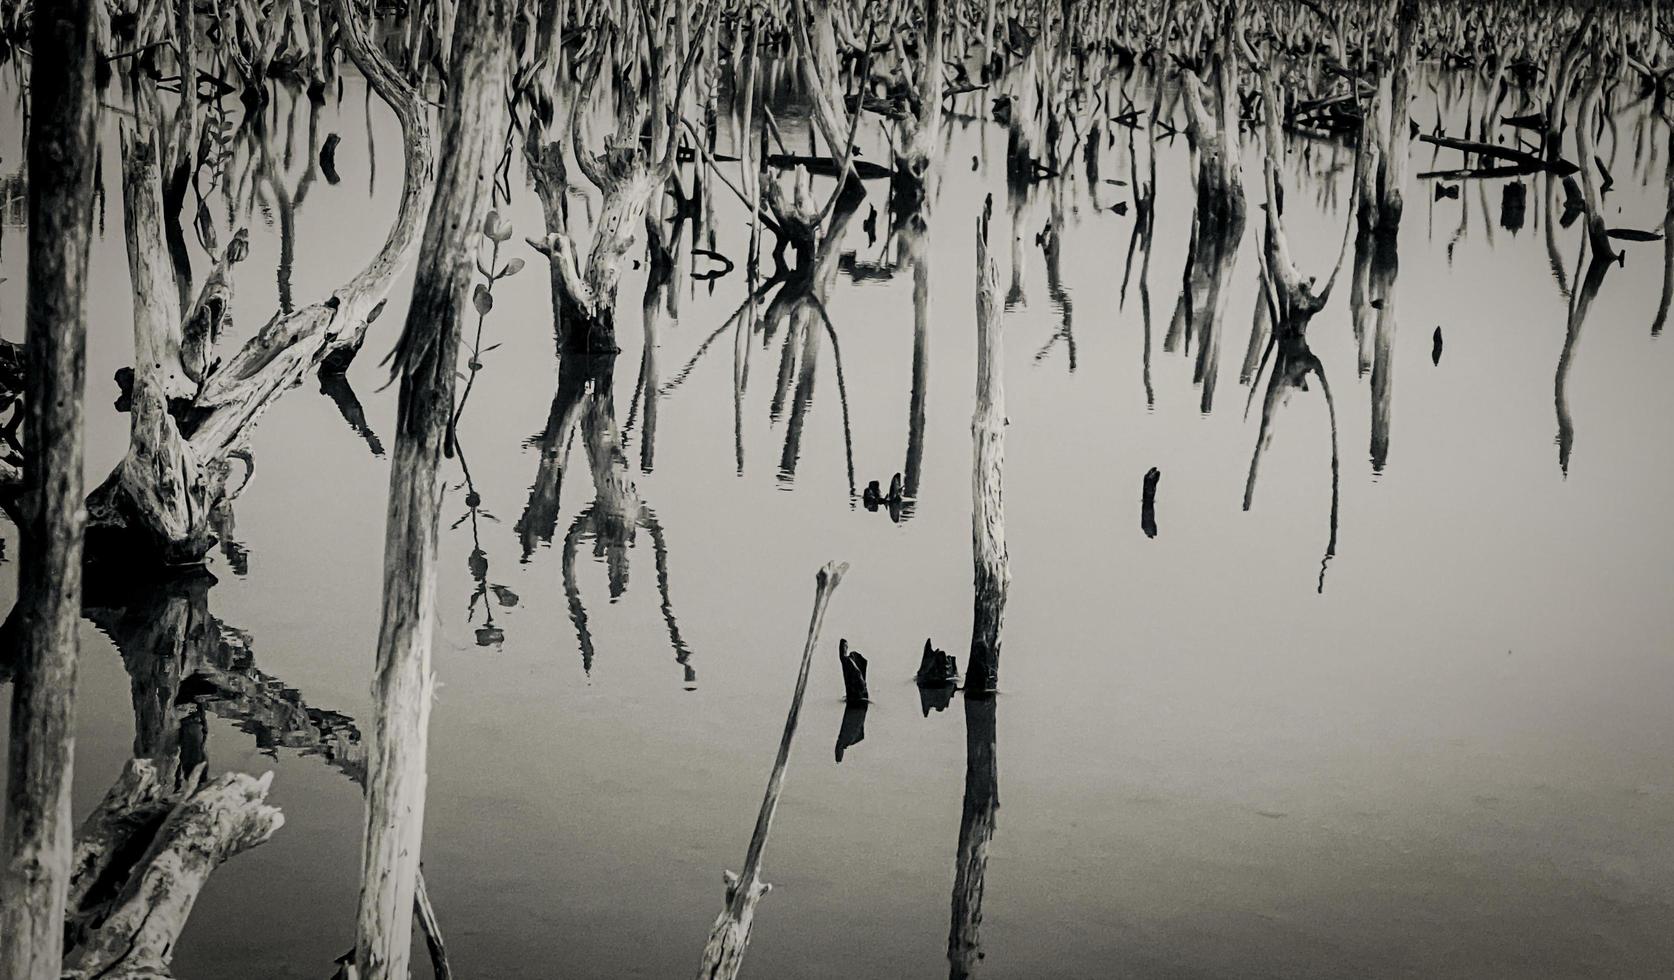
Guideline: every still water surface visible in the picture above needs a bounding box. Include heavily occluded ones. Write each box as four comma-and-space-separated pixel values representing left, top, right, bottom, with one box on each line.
1, 67, 1672, 978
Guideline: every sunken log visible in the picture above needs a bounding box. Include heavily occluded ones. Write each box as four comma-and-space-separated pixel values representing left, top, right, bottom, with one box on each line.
349, 1, 511, 977
697, 561, 847, 980
0, 3, 98, 976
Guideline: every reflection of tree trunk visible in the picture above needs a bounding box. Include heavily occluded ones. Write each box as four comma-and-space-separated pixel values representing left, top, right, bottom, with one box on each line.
1, 2, 97, 971
516, 352, 596, 559
947, 695, 999, 980
1652, 123, 1673, 338
779, 305, 823, 483
905, 227, 931, 512
1368, 232, 1401, 473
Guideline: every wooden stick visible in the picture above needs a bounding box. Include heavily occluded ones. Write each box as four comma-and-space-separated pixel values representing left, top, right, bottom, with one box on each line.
0, 3, 97, 977
696, 560, 848, 980
350, 2, 511, 978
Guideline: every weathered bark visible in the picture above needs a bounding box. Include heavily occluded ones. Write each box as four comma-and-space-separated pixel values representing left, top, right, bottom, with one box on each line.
696, 562, 847, 980
527, 0, 716, 353
0, 3, 97, 977
62, 766, 283, 980
966, 209, 1007, 695
895, 0, 946, 204
349, 1, 510, 977
81, 0, 435, 566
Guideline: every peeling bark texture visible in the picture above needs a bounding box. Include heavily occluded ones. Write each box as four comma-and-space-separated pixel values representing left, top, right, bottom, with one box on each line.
697, 562, 847, 980
967, 210, 1008, 696
350, 1, 511, 977
0, 2, 97, 977
62, 767, 284, 980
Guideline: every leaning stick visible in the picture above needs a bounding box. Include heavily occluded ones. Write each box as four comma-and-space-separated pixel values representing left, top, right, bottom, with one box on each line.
696, 560, 849, 980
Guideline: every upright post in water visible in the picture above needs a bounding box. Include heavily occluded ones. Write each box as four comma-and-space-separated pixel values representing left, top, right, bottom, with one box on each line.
967, 200, 1009, 695
0, 3, 97, 977
351, 2, 510, 977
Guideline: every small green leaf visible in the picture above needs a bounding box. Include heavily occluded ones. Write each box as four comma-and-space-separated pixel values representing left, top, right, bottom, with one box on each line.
497, 257, 526, 278
473, 282, 493, 315
483, 210, 512, 243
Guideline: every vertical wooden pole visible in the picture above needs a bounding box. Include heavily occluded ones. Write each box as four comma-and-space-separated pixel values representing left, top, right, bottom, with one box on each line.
0, 2, 98, 977
351, 2, 510, 977
967, 205, 1008, 695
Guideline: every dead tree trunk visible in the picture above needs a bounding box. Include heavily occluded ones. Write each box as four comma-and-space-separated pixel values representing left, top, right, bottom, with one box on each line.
0, 4, 97, 977
966, 207, 1008, 695
527, 0, 716, 353
1357, 0, 1419, 238
349, 2, 510, 977
82, 0, 436, 567
895, 0, 947, 207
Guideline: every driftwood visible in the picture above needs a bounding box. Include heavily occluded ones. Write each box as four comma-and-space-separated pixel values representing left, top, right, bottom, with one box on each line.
0, 3, 98, 977
696, 561, 847, 980
349, 1, 510, 977
62, 764, 283, 979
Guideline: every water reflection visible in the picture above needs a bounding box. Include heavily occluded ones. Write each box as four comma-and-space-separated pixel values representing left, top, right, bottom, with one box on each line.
946, 693, 998, 980
518, 353, 695, 686
82, 567, 365, 788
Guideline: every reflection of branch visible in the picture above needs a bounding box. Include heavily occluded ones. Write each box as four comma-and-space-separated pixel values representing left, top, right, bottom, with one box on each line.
1556, 244, 1612, 476
318, 369, 386, 457
1242, 338, 1340, 594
